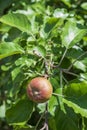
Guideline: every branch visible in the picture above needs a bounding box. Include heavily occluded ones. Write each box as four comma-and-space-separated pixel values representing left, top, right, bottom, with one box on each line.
57, 48, 68, 67
62, 75, 68, 84
35, 112, 45, 130
63, 69, 87, 81
60, 69, 63, 89
40, 102, 49, 130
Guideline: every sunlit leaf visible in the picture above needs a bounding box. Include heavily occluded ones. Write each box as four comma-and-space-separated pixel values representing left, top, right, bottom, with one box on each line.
61, 21, 87, 48
74, 61, 86, 72
33, 45, 46, 58
44, 17, 58, 33
53, 8, 68, 19
81, 2, 87, 10
0, 42, 24, 59
0, 102, 5, 118
0, 13, 31, 33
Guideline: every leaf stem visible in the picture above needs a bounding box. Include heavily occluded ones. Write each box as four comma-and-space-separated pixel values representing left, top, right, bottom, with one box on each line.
52, 93, 65, 97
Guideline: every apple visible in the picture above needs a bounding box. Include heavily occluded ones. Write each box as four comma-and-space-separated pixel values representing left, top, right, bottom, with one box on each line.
27, 77, 53, 103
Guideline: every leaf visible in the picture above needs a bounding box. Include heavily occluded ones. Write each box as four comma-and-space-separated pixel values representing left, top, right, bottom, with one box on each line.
11, 67, 21, 81
49, 117, 57, 130
64, 81, 87, 97
44, 17, 58, 33
0, 0, 12, 15
64, 81, 87, 117
0, 23, 11, 32
63, 95, 87, 118
15, 56, 36, 67
61, 21, 87, 48
0, 42, 24, 59
33, 45, 46, 58
6, 99, 33, 125
53, 8, 68, 19
0, 102, 5, 118
66, 46, 84, 59
81, 2, 87, 10
0, 13, 31, 33
50, 77, 59, 90
74, 61, 86, 72
49, 94, 58, 116
55, 107, 79, 130
61, 0, 71, 7
13, 125, 35, 130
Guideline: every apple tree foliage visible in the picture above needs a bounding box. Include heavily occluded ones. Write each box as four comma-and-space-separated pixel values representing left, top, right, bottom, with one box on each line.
0, 0, 87, 130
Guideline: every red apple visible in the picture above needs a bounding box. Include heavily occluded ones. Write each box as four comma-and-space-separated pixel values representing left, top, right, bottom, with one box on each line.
27, 77, 53, 103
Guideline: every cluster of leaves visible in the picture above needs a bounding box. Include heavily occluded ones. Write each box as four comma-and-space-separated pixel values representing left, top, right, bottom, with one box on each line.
0, 0, 87, 130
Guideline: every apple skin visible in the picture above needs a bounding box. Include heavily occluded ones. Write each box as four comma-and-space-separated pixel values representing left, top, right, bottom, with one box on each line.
27, 77, 53, 103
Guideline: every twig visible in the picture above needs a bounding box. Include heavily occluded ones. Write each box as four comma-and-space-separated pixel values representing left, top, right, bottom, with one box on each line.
57, 48, 68, 67
68, 51, 87, 71
62, 75, 68, 84
35, 112, 45, 130
60, 69, 63, 89
40, 123, 47, 130
40, 102, 49, 130
63, 69, 87, 81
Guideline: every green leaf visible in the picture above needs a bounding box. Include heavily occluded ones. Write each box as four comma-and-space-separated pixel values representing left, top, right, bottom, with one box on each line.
0, 102, 5, 118
44, 17, 58, 33
61, 21, 87, 48
13, 125, 35, 130
49, 117, 57, 130
6, 99, 33, 125
64, 81, 87, 117
74, 61, 86, 72
50, 77, 59, 90
63, 95, 87, 118
33, 45, 46, 58
61, 0, 71, 7
0, 13, 31, 33
11, 67, 21, 81
49, 94, 58, 116
15, 56, 36, 67
81, 2, 87, 10
55, 107, 79, 130
53, 8, 68, 19
0, 42, 24, 59
66, 46, 84, 59
64, 81, 87, 97
0, 23, 11, 32
0, 0, 12, 15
